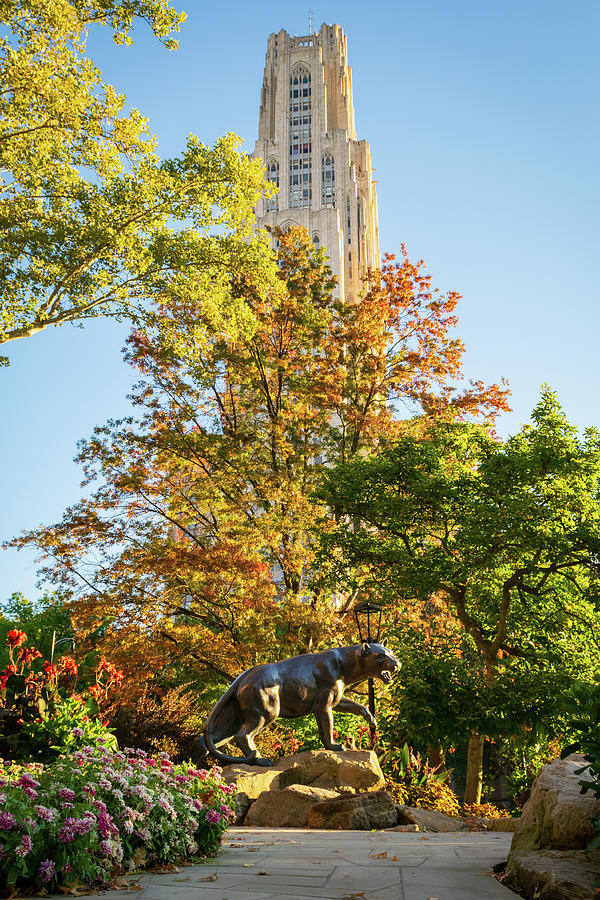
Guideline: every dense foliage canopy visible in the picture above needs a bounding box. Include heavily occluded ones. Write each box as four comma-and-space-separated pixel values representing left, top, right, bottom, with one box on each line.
0, 0, 272, 362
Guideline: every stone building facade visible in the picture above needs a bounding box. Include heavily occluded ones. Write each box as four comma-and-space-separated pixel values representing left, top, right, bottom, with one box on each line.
253, 24, 380, 300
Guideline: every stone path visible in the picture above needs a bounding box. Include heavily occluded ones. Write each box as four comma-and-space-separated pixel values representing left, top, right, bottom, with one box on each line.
65, 826, 516, 900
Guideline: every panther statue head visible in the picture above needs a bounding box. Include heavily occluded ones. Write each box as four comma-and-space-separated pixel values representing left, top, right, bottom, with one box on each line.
360, 640, 401, 684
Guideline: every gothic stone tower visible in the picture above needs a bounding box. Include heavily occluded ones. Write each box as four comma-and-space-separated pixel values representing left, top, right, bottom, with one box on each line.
253, 24, 380, 300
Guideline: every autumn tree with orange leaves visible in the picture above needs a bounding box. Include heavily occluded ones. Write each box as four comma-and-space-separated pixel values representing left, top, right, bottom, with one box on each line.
10, 226, 509, 722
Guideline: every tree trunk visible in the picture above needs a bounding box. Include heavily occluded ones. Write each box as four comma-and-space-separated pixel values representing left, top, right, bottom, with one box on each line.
426, 744, 446, 770
463, 731, 485, 805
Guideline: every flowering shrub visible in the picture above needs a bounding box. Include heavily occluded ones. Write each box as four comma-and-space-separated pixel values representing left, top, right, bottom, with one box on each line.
382, 743, 461, 817
386, 776, 461, 816
0, 632, 121, 760
462, 802, 510, 819
0, 745, 236, 893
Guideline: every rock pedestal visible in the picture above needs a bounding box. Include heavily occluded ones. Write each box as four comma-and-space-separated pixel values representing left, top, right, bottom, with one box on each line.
222, 749, 388, 829
506, 754, 600, 899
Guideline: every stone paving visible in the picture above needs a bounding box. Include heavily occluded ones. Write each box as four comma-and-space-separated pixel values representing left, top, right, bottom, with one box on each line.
60, 826, 517, 900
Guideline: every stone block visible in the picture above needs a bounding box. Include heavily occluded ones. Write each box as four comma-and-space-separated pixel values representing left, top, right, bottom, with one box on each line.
395, 804, 467, 833
307, 789, 398, 830
244, 784, 339, 827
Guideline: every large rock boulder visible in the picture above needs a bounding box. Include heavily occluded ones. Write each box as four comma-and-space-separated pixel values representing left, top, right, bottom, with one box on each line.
245, 784, 339, 827
509, 755, 600, 854
307, 790, 398, 830
507, 850, 600, 900
506, 755, 600, 899
489, 816, 520, 832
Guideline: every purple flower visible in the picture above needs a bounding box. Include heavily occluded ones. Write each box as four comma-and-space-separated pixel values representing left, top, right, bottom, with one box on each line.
97, 809, 118, 838
58, 788, 75, 802
58, 816, 94, 843
39, 859, 56, 883
206, 809, 221, 824
72, 727, 84, 737
0, 811, 17, 830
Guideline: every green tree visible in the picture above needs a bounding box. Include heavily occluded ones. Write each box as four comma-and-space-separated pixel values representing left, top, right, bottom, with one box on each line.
318, 388, 600, 803
0, 0, 272, 360
9, 228, 507, 699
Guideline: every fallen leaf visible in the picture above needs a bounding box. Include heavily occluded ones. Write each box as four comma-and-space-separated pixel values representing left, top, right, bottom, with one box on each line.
197, 873, 218, 882
257, 870, 270, 876
58, 880, 91, 896
369, 850, 388, 859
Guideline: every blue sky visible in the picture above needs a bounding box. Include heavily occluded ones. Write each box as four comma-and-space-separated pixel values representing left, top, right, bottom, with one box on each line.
2, 0, 599, 601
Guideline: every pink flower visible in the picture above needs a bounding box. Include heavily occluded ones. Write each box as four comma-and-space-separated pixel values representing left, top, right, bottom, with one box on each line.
16, 835, 32, 857
35, 806, 55, 822
206, 809, 221, 824
0, 811, 17, 830
17, 774, 39, 789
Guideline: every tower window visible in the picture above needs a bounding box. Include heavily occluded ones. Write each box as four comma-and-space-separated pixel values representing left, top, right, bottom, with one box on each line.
289, 66, 312, 208
346, 197, 352, 243
266, 158, 279, 212
312, 233, 320, 250
321, 152, 335, 208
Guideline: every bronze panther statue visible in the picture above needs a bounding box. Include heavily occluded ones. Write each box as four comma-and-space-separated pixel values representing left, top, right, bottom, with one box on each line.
195, 642, 400, 766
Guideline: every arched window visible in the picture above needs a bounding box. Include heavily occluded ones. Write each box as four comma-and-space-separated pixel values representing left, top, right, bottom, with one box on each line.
321, 152, 335, 208
312, 233, 320, 250
266, 158, 279, 212
289, 65, 312, 209
346, 196, 352, 244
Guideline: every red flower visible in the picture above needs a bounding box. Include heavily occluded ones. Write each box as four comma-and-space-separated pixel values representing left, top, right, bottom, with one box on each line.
43, 662, 59, 679
19, 647, 42, 665
59, 656, 78, 675
7, 630, 27, 648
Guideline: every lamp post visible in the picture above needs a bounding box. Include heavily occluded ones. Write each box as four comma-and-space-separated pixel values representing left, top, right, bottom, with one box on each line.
49, 631, 75, 664
353, 600, 383, 748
